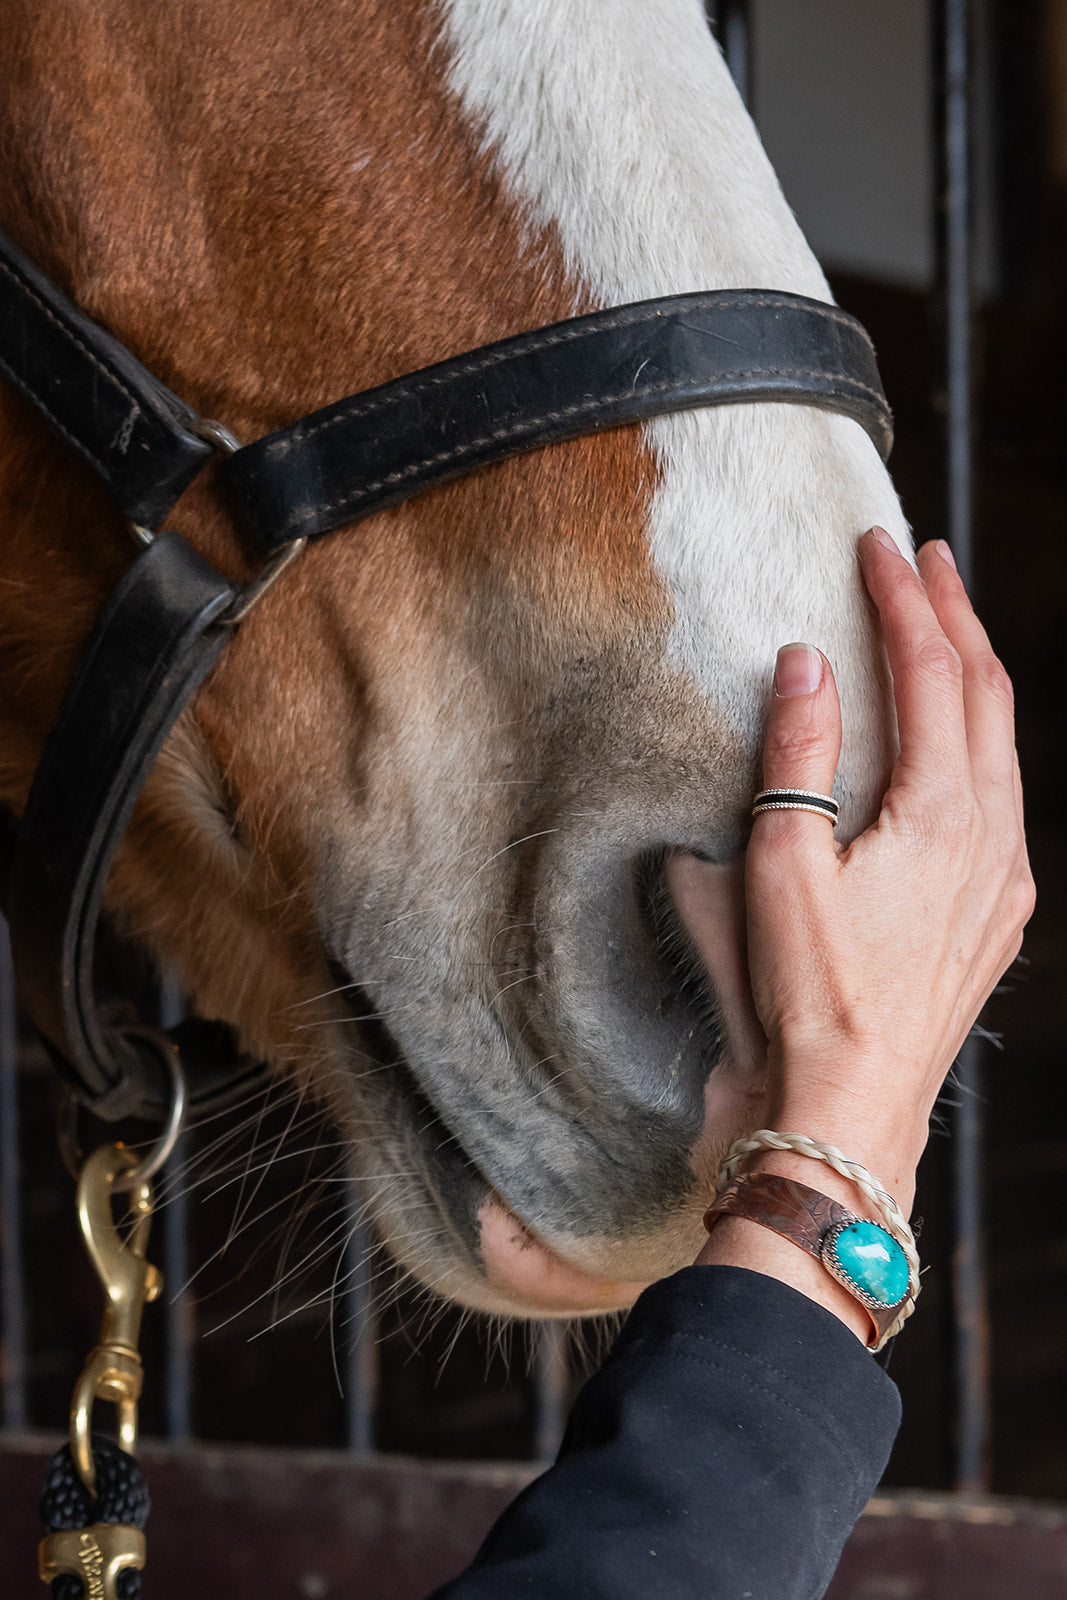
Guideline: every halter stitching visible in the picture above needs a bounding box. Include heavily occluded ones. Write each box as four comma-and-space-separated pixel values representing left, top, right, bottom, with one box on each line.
259, 294, 875, 460
0, 255, 143, 483
299, 367, 884, 525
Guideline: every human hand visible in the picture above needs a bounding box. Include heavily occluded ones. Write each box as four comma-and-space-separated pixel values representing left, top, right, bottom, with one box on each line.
675, 528, 1033, 1337
675, 527, 1033, 1212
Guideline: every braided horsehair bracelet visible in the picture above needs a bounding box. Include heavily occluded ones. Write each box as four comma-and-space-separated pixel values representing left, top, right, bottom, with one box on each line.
711, 1130, 920, 1346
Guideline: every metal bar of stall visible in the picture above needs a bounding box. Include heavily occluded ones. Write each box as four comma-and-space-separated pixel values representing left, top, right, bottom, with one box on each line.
533, 1323, 570, 1463
707, 1, 751, 109
932, 0, 991, 1493
342, 1184, 379, 1452
159, 975, 194, 1443
0, 915, 28, 1431
718, 0, 752, 109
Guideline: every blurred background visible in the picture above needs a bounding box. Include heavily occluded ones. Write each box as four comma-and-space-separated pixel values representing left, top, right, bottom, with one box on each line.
2, 1, 1065, 1594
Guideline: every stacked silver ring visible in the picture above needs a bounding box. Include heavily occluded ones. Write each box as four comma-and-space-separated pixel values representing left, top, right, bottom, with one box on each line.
751, 787, 839, 823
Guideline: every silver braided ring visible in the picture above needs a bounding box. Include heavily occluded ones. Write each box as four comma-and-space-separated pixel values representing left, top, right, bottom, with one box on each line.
752, 787, 839, 824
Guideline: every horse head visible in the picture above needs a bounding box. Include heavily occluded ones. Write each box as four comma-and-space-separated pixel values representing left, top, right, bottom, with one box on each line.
0, 0, 909, 1316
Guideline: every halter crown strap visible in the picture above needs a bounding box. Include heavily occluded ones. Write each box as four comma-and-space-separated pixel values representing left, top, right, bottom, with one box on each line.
225, 290, 893, 552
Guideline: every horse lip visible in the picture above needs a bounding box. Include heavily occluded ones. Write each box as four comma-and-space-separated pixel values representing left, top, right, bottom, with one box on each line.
478, 1192, 652, 1315
324, 1019, 645, 1312
327, 864, 716, 1295
328, 987, 654, 1309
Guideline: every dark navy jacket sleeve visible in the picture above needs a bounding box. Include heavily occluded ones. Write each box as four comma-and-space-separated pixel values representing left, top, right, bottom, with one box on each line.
430, 1265, 901, 1600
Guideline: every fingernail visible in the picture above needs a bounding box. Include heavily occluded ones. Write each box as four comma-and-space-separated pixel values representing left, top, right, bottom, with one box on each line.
869, 526, 898, 553
936, 539, 957, 570
774, 643, 823, 697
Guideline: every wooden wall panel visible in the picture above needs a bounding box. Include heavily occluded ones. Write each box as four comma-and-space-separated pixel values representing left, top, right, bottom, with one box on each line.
4, 1438, 1066, 1600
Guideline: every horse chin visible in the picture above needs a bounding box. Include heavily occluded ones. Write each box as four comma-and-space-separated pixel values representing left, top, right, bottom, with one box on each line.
477, 1196, 653, 1316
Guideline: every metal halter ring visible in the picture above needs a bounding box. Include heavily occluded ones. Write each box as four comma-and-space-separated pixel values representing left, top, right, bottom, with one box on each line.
127, 416, 242, 548
58, 1032, 187, 1187
751, 787, 839, 824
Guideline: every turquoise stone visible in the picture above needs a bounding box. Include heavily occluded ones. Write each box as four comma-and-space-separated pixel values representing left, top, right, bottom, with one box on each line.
824, 1221, 909, 1307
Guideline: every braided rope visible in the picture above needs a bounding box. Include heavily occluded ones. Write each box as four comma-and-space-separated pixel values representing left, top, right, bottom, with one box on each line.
715, 1129, 920, 1344
40, 1437, 149, 1599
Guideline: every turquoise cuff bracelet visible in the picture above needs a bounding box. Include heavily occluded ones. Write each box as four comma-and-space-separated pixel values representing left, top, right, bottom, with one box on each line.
713, 1129, 921, 1331
703, 1171, 914, 1350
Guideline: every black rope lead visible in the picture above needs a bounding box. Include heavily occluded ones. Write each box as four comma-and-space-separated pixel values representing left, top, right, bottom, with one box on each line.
40, 1436, 150, 1599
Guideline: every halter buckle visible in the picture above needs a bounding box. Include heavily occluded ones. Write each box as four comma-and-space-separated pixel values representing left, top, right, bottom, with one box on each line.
224, 536, 308, 624
127, 415, 241, 548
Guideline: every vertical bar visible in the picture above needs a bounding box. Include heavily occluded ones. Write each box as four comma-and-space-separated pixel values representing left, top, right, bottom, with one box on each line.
719, 0, 751, 109
533, 1322, 569, 1463
159, 974, 194, 1442
950, 1038, 989, 1490
0, 915, 28, 1431
936, 0, 975, 585
707, 1, 751, 109
161, 1138, 194, 1441
342, 1181, 378, 1452
932, 0, 991, 1493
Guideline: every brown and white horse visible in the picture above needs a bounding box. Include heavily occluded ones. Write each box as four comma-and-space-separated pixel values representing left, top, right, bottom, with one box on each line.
0, 0, 909, 1319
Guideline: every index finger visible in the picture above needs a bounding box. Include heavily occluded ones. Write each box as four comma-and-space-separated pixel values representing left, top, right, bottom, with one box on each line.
859, 527, 968, 790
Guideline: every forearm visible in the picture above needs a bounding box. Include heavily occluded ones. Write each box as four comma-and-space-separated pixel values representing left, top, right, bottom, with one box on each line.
430, 1268, 900, 1600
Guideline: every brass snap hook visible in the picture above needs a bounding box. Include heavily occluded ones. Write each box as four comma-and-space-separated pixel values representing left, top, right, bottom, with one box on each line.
69, 1143, 163, 1496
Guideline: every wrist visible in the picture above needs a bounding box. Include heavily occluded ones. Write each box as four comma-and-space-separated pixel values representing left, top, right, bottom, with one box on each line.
769, 1075, 927, 1213
770, 1119, 920, 1214
699, 1132, 919, 1346
741, 1142, 916, 1222
696, 1211, 873, 1344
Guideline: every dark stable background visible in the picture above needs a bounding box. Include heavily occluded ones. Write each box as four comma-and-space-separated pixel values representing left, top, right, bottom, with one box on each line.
3, 0, 1065, 1507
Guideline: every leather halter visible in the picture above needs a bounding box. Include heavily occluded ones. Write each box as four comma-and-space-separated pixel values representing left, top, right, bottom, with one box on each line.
0, 223, 892, 1123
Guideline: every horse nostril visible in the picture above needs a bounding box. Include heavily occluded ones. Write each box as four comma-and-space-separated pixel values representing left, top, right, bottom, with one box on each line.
665, 853, 766, 1083
515, 837, 720, 1142
636, 849, 719, 1022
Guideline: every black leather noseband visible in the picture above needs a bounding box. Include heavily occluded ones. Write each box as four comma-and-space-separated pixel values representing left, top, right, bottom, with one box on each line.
227, 290, 891, 548
0, 222, 892, 1123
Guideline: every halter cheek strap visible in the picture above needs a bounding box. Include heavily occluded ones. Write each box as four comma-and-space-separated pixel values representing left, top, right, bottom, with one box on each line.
5, 534, 245, 1118
0, 222, 893, 1122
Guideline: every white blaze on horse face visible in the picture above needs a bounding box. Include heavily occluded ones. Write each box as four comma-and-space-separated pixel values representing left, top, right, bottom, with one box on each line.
441, 0, 912, 829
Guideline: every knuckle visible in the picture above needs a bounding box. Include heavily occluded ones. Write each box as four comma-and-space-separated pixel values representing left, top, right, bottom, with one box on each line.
972, 653, 1014, 710
989, 819, 1022, 867
902, 798, 977, 859
931, 795, 979, 841
1010, 866, 1037, 929
909, 635, 964, 688
765, 723, 831, 768
982, 832, 1035, 932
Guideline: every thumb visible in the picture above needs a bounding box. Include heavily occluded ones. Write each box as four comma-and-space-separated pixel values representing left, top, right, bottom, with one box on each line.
754, 643, 842, 835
